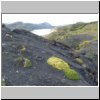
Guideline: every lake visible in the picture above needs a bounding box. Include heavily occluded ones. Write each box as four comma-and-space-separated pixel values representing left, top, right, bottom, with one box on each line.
31, 29, 53, 36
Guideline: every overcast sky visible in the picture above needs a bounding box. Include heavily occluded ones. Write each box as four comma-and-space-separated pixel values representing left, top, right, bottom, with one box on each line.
2, 14, 98, 26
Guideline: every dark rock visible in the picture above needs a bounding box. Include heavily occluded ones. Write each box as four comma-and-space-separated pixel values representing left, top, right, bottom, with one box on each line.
2, 26, 98, 86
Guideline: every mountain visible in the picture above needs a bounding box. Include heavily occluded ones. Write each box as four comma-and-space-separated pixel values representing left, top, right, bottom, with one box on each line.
6, 22, 54, 31
45, 21, 98, 68
2, 25, 98, 86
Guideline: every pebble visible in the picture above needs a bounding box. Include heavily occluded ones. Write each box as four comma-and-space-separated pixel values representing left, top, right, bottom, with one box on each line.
82, 64, 87, 68
5, 34, 12, 38
16, 70, 19, 73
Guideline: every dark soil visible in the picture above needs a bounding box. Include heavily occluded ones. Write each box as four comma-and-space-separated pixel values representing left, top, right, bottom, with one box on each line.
2, 26, 98, 86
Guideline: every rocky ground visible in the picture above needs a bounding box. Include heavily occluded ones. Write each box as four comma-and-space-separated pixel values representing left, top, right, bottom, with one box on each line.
2, 25, 98, 86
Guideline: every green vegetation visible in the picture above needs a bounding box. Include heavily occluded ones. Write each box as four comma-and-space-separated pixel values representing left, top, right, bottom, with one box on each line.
79, 41, 91, 49
15, 44, 32, 68
23, 58, 32, 68
75, 58, 84, 64
64, 69, 80, 80
47, 57, 70, 70
45, 21, 98, 55
70, 21, 98, 34
47, 57, 80, 80
16, 45, 26, 53
15, 57, 23, 62
45, 21, 98, 41
16, 57, 32, 68
20, 45, 26, 53
70, 22, 86, 31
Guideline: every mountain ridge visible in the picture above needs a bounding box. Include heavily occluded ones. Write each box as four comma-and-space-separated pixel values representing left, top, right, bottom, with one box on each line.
5, 21, 54, 31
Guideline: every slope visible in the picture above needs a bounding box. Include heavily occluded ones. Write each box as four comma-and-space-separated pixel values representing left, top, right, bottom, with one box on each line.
2, 25, 98, 86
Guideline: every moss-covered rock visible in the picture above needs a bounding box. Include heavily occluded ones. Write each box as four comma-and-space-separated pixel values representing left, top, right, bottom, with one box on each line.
47, 56, 80, 80
64, 69, 80, 80
47, 56, 70, 70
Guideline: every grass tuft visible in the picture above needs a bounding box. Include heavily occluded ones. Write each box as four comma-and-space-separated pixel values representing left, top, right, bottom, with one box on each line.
23, 58, 32, 68
76, 58, 84, 64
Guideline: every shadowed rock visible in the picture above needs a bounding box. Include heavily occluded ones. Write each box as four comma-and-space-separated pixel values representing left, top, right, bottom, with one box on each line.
2, 26, 98, 86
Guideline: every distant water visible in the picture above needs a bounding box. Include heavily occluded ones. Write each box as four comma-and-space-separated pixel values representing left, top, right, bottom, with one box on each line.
31, 29, 53, 36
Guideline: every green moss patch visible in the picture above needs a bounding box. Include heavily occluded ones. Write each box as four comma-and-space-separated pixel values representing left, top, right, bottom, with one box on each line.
47, 57, 70, 70
16, 57, 32, 68
23, 58, 32, 68
20, 45, 26, 53
64, 69, 80, 80
76, 58, 84, 64
47, 56, 80, 80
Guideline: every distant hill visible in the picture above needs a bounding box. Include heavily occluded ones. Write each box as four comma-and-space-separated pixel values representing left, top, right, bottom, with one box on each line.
45, 21, 98, 40
6, 22, 54, 31
2, 25, 98, 86
44, 21, 98, 66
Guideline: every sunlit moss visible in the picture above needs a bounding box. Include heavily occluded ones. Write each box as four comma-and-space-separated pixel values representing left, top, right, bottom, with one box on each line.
47, 56, 80, 80
47, 57, 70, 70
23, 58, 32, 68
64, 69, 80, 80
